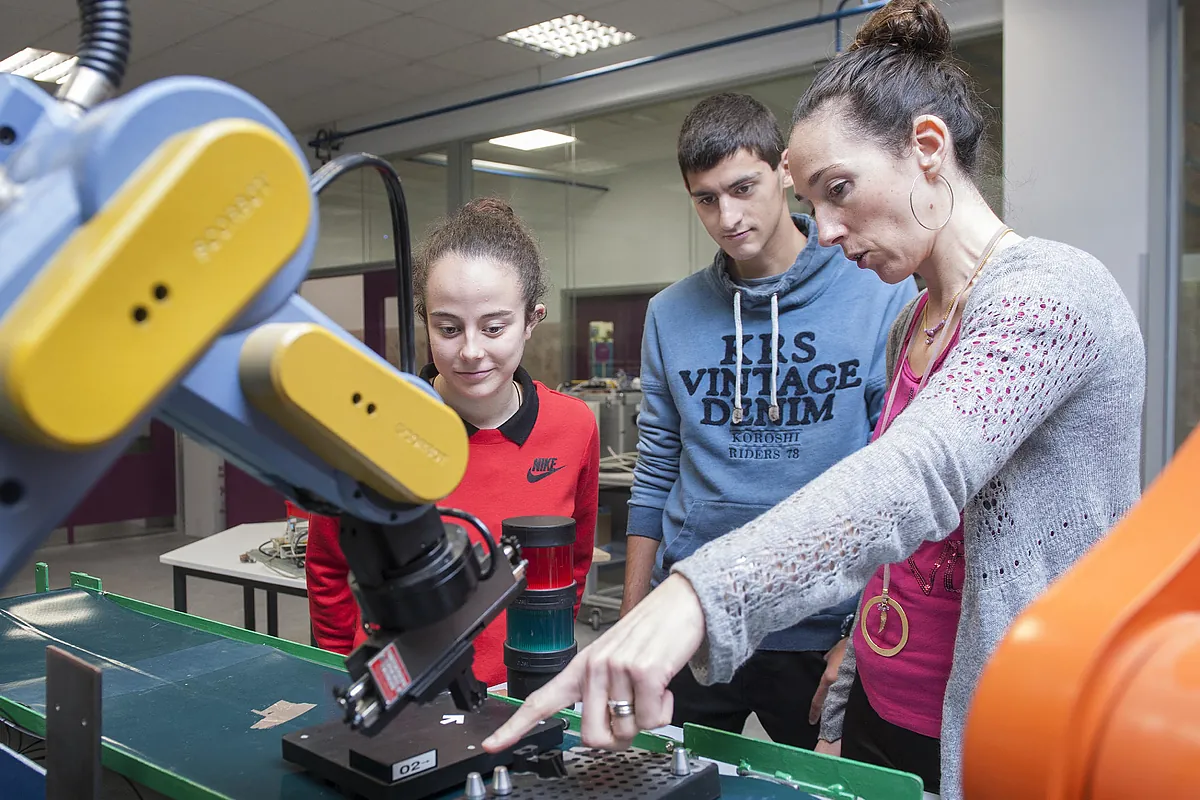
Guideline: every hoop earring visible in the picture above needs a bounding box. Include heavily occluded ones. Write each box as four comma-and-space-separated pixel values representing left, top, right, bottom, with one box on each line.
909, 172, 955, 231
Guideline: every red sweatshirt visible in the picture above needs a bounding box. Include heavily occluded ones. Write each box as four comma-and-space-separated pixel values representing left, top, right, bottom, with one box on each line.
300, 367, 599, 687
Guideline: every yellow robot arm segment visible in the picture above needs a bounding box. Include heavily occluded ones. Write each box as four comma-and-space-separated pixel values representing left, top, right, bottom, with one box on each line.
0, 118, 310, 451
240, 323, 469, 505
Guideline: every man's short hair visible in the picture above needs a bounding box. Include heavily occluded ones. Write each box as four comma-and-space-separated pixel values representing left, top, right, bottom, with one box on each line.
677, 92, 786, 181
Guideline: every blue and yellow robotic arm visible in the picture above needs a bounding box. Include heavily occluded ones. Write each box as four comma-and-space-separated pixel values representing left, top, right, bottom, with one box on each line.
0, 0, 525, 738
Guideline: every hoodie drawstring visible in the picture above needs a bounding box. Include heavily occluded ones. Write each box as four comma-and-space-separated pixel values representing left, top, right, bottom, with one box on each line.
733, 291, 744, 424
769, 293, 780, 423
731, 291, 781, 425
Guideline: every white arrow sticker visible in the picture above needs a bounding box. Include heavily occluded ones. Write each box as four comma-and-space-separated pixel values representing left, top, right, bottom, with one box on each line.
440, 714, 465, 725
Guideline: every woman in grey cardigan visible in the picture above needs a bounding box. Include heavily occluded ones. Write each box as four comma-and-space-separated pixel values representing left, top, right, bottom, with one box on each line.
484, 2, 1145, 798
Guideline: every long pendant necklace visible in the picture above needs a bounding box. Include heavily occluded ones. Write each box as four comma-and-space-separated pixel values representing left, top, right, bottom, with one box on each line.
921, 226, 1013, 346
860, 224, 1013, 658
861, 563, 910, 657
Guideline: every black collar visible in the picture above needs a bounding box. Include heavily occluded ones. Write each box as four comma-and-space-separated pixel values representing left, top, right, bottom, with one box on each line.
418, 364, 539, 445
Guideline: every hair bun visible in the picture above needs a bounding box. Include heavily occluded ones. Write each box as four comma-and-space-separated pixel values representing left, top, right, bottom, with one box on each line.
466, 196, 516, 219
851, 0, 951, 61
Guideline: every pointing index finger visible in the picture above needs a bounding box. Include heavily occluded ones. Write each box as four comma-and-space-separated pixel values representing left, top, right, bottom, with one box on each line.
481, 671, 582, 753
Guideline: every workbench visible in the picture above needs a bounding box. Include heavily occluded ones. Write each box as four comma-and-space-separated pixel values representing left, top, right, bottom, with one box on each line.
159, 522, 309, 639
0, 568, 932, 800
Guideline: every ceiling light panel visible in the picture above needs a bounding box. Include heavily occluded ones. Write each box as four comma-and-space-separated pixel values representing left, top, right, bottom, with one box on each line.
487, 129, 577, 151
0, 48, 78, 84
498, 15, 636, 59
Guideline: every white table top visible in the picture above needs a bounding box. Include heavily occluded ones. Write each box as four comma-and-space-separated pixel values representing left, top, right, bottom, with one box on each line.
160, 522, 307, 591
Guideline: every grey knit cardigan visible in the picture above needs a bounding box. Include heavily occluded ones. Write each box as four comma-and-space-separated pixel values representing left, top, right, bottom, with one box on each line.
672, 236, 1146, 800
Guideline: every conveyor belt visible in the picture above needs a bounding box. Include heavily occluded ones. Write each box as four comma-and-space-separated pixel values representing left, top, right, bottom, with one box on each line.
0, 588, 817, 800
0, 588, 347, 799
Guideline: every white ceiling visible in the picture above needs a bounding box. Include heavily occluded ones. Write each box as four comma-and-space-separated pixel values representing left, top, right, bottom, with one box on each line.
0, 0, 805, 133
468, 32, 1002, 178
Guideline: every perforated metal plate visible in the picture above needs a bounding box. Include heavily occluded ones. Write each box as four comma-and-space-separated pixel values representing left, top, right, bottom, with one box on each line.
454, 747, 721, 800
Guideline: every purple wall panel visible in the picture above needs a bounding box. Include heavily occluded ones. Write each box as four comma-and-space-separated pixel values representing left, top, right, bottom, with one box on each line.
223, 463, 287, 527
64, 420, 177, 527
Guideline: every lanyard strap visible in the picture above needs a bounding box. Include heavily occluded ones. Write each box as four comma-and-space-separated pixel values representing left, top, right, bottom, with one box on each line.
877, 226, 1012, 439
873, 226, 1012, 598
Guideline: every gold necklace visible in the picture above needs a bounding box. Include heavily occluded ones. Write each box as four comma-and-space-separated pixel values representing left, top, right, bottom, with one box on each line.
921, 226, 1013, 346
863, 226, 1012, 658
861, 563, 910, 657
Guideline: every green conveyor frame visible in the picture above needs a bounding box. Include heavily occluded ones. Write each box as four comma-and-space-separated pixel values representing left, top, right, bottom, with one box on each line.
0, 565, 924, 800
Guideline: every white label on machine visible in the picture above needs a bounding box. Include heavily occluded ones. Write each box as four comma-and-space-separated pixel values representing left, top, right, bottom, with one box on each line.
392, 748, 437, 781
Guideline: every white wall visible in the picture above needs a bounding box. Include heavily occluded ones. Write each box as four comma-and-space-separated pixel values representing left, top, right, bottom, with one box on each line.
567, 161, 709, 291
1003, 0, 1150, 312
179, 435, 224, 538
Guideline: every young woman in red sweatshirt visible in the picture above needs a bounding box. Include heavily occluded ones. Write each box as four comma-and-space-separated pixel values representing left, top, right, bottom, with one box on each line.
299, 197, 599, 688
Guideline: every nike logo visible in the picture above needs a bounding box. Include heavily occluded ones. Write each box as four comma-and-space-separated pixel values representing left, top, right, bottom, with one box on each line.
527, 457, 564, 483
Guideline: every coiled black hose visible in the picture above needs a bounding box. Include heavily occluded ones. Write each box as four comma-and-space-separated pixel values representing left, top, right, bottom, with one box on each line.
309, 153, 417, 374
74, 0, 132, 90
438, 507, 501, 581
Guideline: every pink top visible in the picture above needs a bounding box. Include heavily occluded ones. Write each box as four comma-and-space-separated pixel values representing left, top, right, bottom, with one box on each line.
854, 294, 965, 739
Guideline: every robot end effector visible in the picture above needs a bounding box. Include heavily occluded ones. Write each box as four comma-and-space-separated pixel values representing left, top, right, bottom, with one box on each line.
0, 0, 525, 736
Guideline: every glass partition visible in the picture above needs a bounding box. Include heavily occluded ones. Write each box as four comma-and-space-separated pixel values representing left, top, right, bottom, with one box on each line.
365, 155, 449, 263
306, 31, 1003, 392
311, 151, 448, 271
459, 31, 1002, 388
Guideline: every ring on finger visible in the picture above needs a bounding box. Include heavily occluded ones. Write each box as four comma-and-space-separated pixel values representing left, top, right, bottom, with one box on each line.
607, 699, 635, 718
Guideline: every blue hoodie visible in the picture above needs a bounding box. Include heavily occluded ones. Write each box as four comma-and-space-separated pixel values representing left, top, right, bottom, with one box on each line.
630, 214, 916, 653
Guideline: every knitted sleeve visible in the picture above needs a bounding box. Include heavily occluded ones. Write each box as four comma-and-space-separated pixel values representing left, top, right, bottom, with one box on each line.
819, 625, 859, 742
672, 246, 1120, 684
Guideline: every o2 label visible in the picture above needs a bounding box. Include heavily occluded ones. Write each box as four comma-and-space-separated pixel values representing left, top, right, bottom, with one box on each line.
392, 748, 437, 781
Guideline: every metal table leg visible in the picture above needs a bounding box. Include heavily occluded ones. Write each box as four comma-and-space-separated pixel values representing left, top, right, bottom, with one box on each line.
266, 590, 279, 638
173, 567, 187, 614
243, 586, 256, 631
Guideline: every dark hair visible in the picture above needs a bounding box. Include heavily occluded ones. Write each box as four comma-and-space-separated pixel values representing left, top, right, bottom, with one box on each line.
414, 197, 547, 321
792, 0, 988, 181
677, 92, 786, 180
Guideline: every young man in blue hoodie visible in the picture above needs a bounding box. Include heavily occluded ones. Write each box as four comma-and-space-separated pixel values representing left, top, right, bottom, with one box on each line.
620, 93, 915, 748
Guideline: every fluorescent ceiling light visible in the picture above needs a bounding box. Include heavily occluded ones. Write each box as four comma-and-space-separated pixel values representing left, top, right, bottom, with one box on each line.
487, 129, 576, 151
498, 15, 636, 58
414, 152, 556, 177
0, 48, 78, 84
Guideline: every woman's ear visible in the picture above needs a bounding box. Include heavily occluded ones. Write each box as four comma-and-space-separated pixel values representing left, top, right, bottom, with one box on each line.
912, 114, 951, 176
780, 148, 795, 190
526, 304, 547, 339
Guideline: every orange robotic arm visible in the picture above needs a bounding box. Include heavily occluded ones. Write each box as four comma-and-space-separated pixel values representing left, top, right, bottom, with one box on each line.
964, 427, 1200, 799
